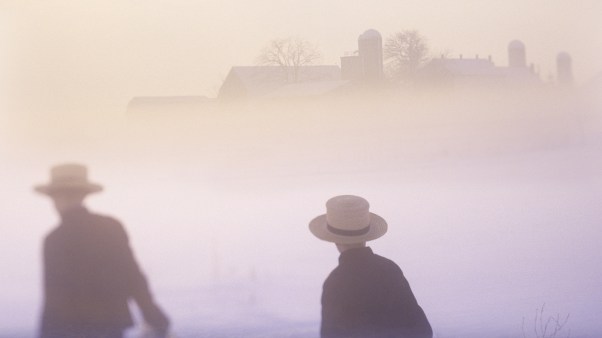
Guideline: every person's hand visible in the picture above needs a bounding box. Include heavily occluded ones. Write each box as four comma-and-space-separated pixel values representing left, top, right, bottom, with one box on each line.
137, 323, 171, 338
141, 303, 170, 337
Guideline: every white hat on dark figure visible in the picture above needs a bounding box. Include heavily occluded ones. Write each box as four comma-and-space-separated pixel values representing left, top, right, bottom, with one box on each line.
309, 195, 387, 244
34, 163, 103, 195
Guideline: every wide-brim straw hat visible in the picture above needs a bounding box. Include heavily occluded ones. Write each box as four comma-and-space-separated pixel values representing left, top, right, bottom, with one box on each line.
34, 163, 103, 195
309, 195, 387, 244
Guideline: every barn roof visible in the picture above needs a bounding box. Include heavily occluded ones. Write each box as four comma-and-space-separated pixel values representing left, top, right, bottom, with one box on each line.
218, 65, 342, 99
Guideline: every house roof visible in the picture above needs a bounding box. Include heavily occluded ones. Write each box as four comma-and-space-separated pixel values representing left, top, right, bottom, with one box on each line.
422, 57, 540, 84
218, 65, 341, 99
425, 58, 502, 77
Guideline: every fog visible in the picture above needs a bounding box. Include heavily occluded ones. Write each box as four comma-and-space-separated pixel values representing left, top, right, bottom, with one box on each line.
2, 86, 602, 337
2, 1, 602, 337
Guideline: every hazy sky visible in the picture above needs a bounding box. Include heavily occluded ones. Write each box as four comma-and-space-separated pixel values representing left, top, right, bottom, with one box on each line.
2, 0, 602, 117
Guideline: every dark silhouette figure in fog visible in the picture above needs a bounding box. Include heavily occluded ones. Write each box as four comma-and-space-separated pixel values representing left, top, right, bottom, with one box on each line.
309, 195, 432, 338
35, 164, 169, 338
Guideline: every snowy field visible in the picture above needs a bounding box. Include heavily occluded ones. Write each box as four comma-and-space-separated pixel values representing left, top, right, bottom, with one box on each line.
1, 89, 601, 337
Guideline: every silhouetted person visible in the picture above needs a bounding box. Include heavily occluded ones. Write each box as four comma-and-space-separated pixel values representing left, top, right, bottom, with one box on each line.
309, 195, 432, 338
35, 164, 170, 338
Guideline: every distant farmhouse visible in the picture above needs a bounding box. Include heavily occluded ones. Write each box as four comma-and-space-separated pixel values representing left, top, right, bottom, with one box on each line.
127, 29, 386, 112
217, 29, 385, 101
419, 40, 573, 87
127, 29, 576, 113
216, 31, 576, 100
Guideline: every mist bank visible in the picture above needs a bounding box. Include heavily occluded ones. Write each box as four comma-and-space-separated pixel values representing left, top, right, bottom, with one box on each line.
2, 86, 602, 337
118, 86, 602, 178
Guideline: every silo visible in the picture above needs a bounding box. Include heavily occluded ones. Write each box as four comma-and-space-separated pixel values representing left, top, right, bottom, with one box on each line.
556, 52, 573, 85
508, 40, 526, 68
358, 29, 383, 81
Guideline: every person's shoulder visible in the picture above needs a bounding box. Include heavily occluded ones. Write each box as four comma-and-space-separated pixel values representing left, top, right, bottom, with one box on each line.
373, 252, 396, 263
323, 264, 345, 287
88, 210, 122, 226
372, 252, 403, 272
87, 210, 128, 235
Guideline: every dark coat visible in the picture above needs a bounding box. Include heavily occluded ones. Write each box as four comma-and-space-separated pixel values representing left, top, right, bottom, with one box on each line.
321, 247, 432, 338
40, 206, 169, 338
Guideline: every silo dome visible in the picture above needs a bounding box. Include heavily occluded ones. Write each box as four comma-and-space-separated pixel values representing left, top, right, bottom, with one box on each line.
359, 29, 382, 41
508, 40, 525, 51
508, 39, 526, 68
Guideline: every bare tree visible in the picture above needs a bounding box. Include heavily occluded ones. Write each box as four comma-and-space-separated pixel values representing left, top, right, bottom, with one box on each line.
384, 30, 429, 80
257, 37, 322, 82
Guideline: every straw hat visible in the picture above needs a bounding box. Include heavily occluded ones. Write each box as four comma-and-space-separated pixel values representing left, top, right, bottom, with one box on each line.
34, 163, 103, 195
309, 195, 387, 244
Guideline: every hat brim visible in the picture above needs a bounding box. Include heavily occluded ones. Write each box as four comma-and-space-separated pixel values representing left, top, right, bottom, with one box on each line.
309, 212, 388, 244
34, 183, 103, 195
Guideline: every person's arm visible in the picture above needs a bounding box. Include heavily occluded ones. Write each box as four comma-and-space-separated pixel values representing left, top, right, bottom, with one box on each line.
40, 236, 66, 330
320, 275, 350, 338
111, 222, 170, 335
389, 266, 433, 338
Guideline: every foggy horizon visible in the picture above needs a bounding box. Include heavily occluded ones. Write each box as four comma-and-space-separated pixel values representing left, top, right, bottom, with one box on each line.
3, 1, 602, 116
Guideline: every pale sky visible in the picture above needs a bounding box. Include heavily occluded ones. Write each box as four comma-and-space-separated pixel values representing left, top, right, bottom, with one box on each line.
2, 0, 602, 116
